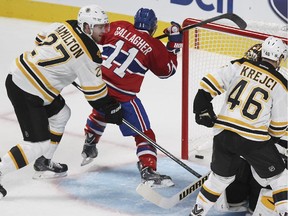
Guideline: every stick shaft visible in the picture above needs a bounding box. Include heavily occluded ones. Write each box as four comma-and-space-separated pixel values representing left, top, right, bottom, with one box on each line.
156, 13, 247, 39
122, 119, 202, 178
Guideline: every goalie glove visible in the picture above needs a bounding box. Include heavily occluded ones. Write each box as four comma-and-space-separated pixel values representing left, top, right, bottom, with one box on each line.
164, 21, 183, 54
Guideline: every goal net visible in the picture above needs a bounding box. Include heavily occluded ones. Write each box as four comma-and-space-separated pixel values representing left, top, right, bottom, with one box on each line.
181, 18, 288, 160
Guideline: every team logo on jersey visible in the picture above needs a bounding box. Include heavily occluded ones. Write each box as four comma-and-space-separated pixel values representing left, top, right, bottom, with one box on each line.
269, 0, 287, 23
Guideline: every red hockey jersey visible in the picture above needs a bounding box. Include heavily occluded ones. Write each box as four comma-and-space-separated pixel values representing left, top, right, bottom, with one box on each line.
99, 21, 178, 102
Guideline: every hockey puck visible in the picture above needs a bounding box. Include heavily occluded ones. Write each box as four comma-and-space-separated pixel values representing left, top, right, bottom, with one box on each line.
195, 154, 204, 159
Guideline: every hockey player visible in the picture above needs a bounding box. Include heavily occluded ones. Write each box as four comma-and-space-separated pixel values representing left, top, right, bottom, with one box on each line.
215, 44, 288, 216
189, 36, 288, 216
80, 8, 183, 188
0, 5, 123, 198
214, 43, 264, 214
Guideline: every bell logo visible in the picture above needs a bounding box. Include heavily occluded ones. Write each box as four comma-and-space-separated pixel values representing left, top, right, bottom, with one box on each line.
171, 0, 234, 13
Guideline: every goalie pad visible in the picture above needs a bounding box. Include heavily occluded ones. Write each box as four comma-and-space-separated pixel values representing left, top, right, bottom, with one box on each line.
252, 188, 276, 216
215, 192, 248, 213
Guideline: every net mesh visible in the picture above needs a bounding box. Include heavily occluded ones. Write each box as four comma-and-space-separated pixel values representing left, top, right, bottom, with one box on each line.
182, 19, 287, 159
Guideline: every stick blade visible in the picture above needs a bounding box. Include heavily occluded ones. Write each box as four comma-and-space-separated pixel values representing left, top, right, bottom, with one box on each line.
136, 171, 211, 209
136, 183, 173, 209
225, 13, 247, 30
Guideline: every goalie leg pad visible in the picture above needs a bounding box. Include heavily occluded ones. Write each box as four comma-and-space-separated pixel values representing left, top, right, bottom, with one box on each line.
191, 172, 235, 215
269, 169, 288, 214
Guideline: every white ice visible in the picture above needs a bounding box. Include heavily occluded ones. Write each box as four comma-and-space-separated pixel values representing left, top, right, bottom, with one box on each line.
0, 17, 246, 216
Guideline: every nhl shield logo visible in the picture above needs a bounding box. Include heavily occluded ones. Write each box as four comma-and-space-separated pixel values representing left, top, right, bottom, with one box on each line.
269, 0, 287, 22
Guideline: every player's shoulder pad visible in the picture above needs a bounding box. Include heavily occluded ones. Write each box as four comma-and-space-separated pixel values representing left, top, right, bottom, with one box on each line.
65, 20, 102, 64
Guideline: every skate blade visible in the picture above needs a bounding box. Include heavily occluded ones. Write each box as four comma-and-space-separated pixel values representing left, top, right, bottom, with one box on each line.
80, 157, 94, 166
32, 171, 67, 180
143, 179, 175, 188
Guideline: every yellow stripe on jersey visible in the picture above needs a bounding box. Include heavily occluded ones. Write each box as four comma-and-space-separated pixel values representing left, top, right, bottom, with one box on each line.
24, 53, 60, 96
200, 73, 224, 97
269, 120, 288, 138
269, 128, 287, 137
83, 84, 108, 101
200, 81, 217, 97
63, 23, 92, 61
81, 83, 107, 91
270, 120, 288, 127
206, 73, 225, 94
16, 57, 54, 102
215, 115, 270, 140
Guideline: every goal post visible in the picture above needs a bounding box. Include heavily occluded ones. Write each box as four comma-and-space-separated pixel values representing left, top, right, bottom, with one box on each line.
181, 18, 288, 160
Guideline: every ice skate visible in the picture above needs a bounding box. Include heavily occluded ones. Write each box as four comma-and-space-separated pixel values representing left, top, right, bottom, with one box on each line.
189, 204, 205, 216
137, 162, 174, 188
81, 132, 98, 166
33, 156, 68, 179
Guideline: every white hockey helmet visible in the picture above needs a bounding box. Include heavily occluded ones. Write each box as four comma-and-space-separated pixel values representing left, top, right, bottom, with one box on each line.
261, 36, 287, 62
77, 5, 109, 32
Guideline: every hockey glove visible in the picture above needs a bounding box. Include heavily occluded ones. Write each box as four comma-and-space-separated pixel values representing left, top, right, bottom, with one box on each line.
193, 89, 217, 128
103, 97, 123, 125
164, 21, 183, 54
195, 108, 217, 128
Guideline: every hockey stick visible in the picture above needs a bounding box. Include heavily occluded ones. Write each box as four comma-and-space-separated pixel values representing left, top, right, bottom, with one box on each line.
136, 171, 210, 209
122, 119, 202, 178
155, 13, 247, 40
71, 82, 202, 176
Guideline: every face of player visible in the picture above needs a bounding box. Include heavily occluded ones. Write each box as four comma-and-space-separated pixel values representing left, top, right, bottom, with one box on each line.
91, 24, 110, 43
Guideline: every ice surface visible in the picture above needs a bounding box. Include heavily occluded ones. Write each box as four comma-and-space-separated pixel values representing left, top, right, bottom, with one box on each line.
0, 17, 247, 216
